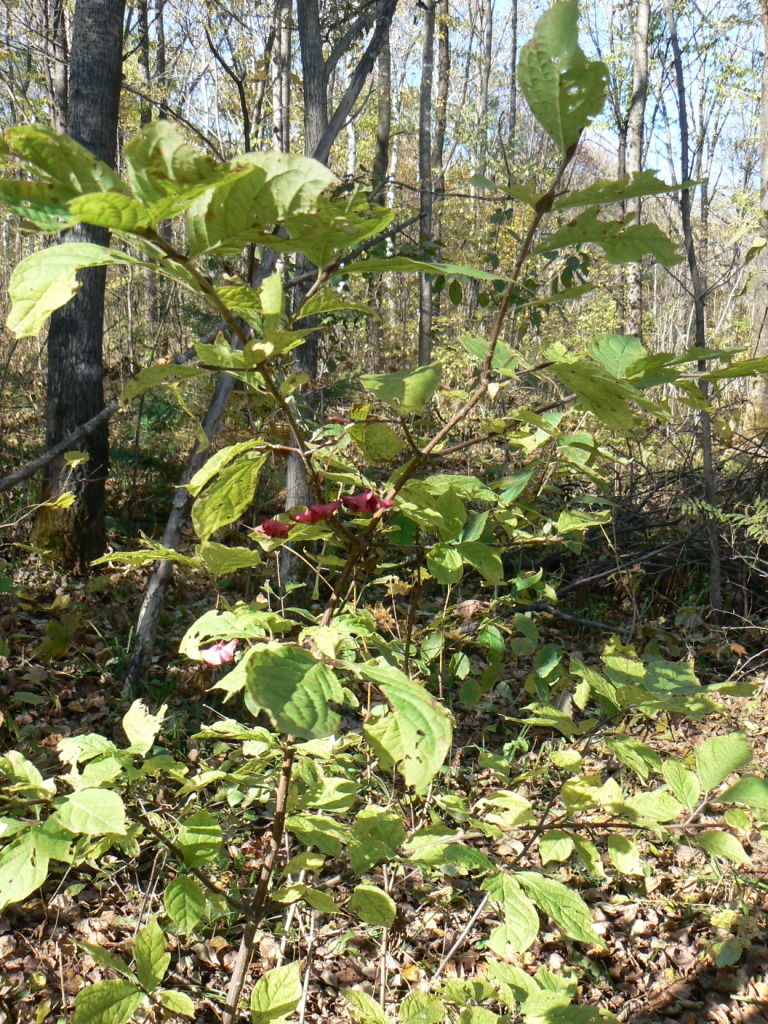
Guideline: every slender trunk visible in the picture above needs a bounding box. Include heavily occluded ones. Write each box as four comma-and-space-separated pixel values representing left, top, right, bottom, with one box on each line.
272, 0, 291, 152
615, 122, 627, 331
662, 0, 721, 613
508, 0, 517, 154
418, 1, 436, 367
475, 0, 492, 182
431, 0, 450, 327
31, 0, 126, 570
367, 29, 392, 366
625, 0, 649, 339
138, 0, 151, 127
748, 3, 768, 429
155, 0, 167, 119
46, 0, 68, 134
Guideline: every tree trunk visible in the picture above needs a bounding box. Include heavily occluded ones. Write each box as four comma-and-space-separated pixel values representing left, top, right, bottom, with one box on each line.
430, 0, 450, 329
138, 0, 152, 127
508, 0, 517, 154
155, 0, 167, 118
46, 0, 68, 134
366, 28, 392, 366
625, 0, 649, 339
31, 0, 126, 571
418, 1, 436, 367
748, 0, 768, 430
662, 0, 721, 613
272, 0, 291, 152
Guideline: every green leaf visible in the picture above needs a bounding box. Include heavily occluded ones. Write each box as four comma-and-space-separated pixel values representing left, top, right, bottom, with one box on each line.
250, 962, 302, 1024
623, 789, 684, 823
455, 542, 504, 585
8, 243, 138, 338
607, 835, 643, 876
539, 829, 574, 864
124, 121, 219, 204
186, 150, 337, 255
481, 872, 540, 954
556, 170, 685, 210
76, 943, 137, 984
197, 542, 263, 576
158, 990, 196, 1017
721, 775, 768, 812
399, 992, 447, 1024
348, 884, 397, 927
572, 836, 605, 878
0, 834, 50, 911
177, 811, 223, 867
349, 807, 405, 874
355, 661, 452, 793
120, 363, 205, 404
335, 256, 510, 283
427, 545, 464, 585
122, 700, 166, 756
7, 123, 127, 197
349, 422, 406, 462
344, 988, 393, 1024
361, 363, 442, 415
696, 733, 753, 793
56, 789, 126, 836
68, 192, 152, 232
516, 871, 604, 946
551, 360, 651, 431
518, 1, 608, 154
164, 876, 207, 934
191, 452, 267, 542
72, 980, 144, 1024
185, 441, 261, 497
286, 814, 347, 857
244, 644, 344, 739
696, 830, 751, 865
703, 356, 768, 380
134, 918, 170, 992
535, 209, 682, 266
605, 736, 662, 783
0, 178, 75, 231
588, 335, 647, 378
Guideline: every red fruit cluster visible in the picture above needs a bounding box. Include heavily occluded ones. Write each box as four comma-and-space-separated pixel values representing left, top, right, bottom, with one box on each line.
254, 491, 394, 538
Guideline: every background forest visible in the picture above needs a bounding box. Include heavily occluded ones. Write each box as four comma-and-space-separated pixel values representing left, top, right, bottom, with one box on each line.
2, 1, 768, 1023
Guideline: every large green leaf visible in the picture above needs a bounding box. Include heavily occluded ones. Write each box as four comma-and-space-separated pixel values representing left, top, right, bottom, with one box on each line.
68, 192, 152, 232
197, 542, 263, 576
122, 700, 167, 756
262, 196, 394, 267
133, 917, 170, 992
348, 883, 397, 927
696, 830, 751, 865
244, 644, 345, 739
120, 363, 205, 404
250, 962, 302, 1024
164, 876, 207, 935
8, 243, 139, 338
556, 170, 685, 210
588, 335, 647, 378
551, 361, 651, 430
361, 363, 442, 416
124, 121, 220, 204
355, 661, 452, 792
721, 775, 768, 812
518, 1, 608, 154
516, 871, 604, 946
696, 733, 753, 793
56, 789, 126, 836
177, 810, 223, 867
186, 150, 337, 255
0, 833, 50, 911
0, 178, 75, 232
6, 123, 127, 196
535, 209, 682, 266
481, 872, 540, 954
191, 452, 267, 542
72, 980, 144, 1024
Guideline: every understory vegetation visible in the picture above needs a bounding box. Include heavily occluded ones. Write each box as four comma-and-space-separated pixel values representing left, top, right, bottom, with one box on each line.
1, 2, 768, 1024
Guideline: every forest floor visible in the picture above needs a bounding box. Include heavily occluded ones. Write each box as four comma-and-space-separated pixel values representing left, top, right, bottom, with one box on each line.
1, 560, 768, 1024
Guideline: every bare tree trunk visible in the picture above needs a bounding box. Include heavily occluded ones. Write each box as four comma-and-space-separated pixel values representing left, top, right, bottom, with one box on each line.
625, 0, 649, 339
45, 0, 68, 133
272, 0, 291, 152
155, 0, 167, 118
508, 0, 517, 153
31, 0, 126, 571
138, 0, 152, 127
748, 0, 768, 430
662, 0, 721, 614
366, 28, 391, 366
418, 1, 436, 367
431, 0, 450, 328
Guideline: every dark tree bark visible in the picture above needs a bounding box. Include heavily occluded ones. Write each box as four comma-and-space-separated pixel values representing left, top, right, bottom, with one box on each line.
418, 0, 436, 367
508, 0, 517, 153
30, 0, 126, 570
